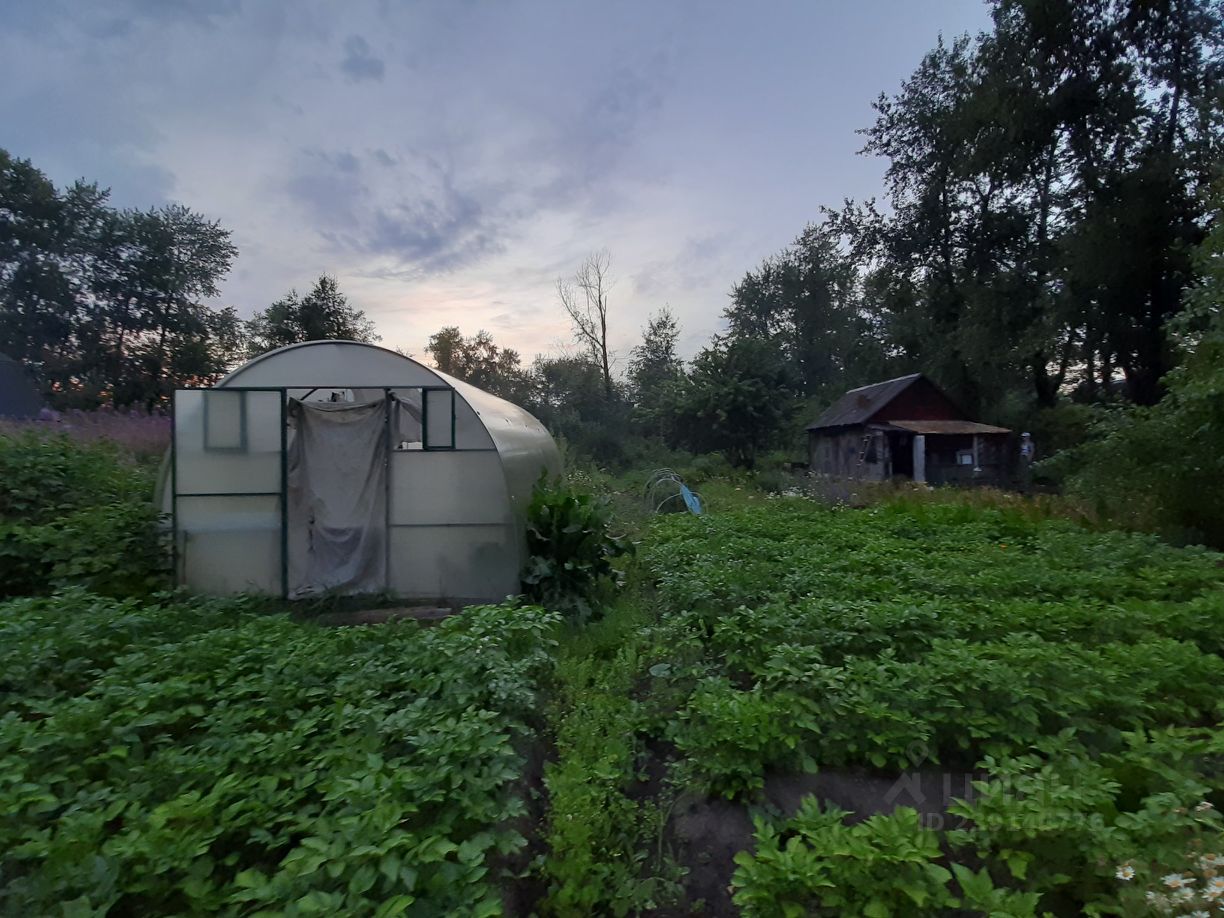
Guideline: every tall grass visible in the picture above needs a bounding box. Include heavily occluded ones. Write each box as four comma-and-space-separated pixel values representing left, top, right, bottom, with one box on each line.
0, 409, 169, 462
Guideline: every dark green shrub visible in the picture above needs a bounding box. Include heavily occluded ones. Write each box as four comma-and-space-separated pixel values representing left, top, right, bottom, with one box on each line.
0, 433, 167, 599
1, 503, 169, 599
521, 477, 632, 623
0, 431, 153, 524
1041, 187, 1224, 547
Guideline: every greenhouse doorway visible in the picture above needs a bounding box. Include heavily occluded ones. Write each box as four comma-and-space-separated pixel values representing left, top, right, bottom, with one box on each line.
285, 397, 389, 598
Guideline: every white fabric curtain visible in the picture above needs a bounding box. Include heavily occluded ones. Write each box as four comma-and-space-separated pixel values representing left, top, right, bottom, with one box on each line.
286, 397, 387, 598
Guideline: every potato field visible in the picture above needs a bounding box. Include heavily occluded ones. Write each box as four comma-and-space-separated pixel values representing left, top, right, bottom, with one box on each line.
2, 432, 1223, 916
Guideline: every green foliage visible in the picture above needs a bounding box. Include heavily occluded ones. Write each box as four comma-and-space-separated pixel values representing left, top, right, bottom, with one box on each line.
0, 593, 557, 915
663, 336, 801, 468
948, 729, 1224, 914
627, 308, 683, 403
724, 219, 892, 401
425, 327, 533, 405
541, 600, 683, 916
731, 802, 963, 917
0, 432, 166, 598
0, 431, 153, 524
1, 149, 241, 409
245, 274, 379, 358
1047, 186, 1224, 547
521, 477, 632, 622
634, 497, 1224, 912
527, 354, 634, 467
853, 0, 1221, 411
1, 501, 167, 598
671, 679, 816, 799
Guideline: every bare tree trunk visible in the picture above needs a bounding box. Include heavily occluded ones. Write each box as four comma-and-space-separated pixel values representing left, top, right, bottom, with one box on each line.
557, 249, 615, 399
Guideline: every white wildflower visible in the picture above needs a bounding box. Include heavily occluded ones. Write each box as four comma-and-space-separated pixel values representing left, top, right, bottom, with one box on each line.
1116, 864, 1136, 881
1189, 910, 1210, 918
1204, 877, 1224, 900
1165, 873, 1192, 889
1173, 886, 1196, 903
1196, 801, 1215, 812
1200, 854, 1222, 870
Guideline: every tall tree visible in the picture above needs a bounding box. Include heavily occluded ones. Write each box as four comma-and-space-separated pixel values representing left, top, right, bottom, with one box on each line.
1054, 184, 1224, 544
246, 275, 378, 356
855, 0, 1223, 411
108, 204, 238, 407
424, 326, 533, 403
664, 336, 799, 468
0, 149, 241, 408
556, 249, 615, 399
725, 220, 891, 401
526, 353, 630, 464
627, 307, 683, 399
627, 307, 685, 440
0, 150, 105, 390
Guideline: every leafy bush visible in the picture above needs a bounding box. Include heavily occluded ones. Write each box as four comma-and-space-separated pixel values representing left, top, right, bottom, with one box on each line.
0, 431, 154, 523
948, 729, 1224, 914
670, 678, 817, 798
0, 502, 167, 598
733, 801, 992, 917
1043, 187, 1224, 547
0, 593, 557, 915
521, 477, 632, 622
0, 433, 166, 598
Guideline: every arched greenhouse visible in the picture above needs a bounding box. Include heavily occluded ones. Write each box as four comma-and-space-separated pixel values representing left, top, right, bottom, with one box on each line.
159, 340, 560, 603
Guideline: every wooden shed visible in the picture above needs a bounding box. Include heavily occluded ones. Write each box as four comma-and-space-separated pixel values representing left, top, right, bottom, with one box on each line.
806, 374, 1012, 485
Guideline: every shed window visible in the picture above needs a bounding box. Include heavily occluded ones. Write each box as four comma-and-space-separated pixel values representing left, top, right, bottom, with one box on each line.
203, 390, 246, 452
424, 389, 454, 450
957, 450, 974, 466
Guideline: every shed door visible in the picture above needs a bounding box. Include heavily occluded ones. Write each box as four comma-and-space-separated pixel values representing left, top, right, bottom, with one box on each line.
285, 396, 388, 598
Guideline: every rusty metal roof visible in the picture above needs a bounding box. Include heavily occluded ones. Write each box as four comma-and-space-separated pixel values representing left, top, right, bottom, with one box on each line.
883, 419, 1011, 436
806, 373, 923, 430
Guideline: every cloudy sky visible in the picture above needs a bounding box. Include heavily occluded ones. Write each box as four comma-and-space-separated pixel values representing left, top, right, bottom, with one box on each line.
1, 0, 989, 365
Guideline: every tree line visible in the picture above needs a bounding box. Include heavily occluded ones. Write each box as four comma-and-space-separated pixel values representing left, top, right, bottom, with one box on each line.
435, 0, 1223, 470
2, 0, 1220, 488
0, 149, 376, 409
536, 0, 1224, 469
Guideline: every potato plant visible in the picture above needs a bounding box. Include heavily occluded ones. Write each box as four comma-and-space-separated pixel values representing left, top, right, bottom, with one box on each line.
0, 592, 557, 916
642, 501, 1224, 914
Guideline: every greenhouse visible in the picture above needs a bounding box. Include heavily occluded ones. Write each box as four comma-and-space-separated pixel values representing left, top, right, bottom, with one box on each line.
159, 340, 561, 603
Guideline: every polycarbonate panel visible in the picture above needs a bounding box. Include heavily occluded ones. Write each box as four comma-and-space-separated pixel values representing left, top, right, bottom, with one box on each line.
453, 397, 495, 449
425, 389, 453, 449
387, 525, 517, 601
388, 451, 510, 526
174, 389, 282, 495
221, 341, 443, 389
177, 495, 280, 594
438, 374, 562, 517
204, 390, 245, 449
